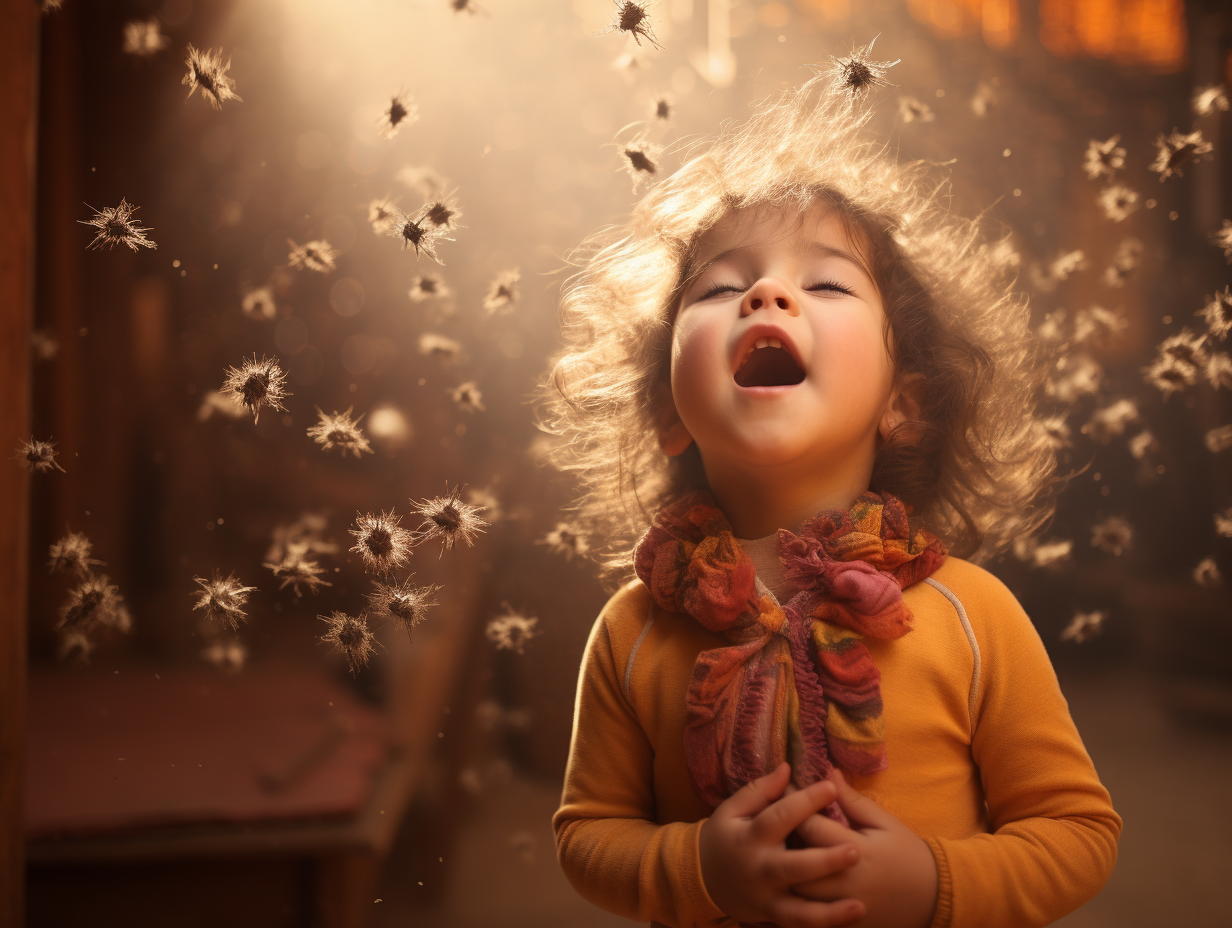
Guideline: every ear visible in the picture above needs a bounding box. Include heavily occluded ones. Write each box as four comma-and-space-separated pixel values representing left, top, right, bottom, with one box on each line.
878, 373, 923, 441
654, 383, 694, 457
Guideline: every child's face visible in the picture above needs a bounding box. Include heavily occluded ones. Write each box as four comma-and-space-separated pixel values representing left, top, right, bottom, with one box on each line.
665, 202, 897, 484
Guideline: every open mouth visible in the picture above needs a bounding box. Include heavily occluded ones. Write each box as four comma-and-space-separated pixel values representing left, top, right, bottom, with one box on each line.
734, 342, 806, 388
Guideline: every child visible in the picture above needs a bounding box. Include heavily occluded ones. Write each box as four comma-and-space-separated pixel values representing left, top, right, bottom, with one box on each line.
545, 64, 1121, 928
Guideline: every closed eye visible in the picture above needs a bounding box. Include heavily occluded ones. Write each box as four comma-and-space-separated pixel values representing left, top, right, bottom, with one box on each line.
697, 282, 743, 300
806, 279, 855, 296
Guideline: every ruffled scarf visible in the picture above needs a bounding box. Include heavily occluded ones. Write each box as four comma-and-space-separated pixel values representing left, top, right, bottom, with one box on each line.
633, 490, 946, 823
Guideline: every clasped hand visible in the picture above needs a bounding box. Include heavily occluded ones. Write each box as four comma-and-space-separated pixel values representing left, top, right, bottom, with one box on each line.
698, 762, 938, 928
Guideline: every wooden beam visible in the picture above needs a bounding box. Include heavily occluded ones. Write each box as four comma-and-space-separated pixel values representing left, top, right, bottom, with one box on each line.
0, 2, 39, 923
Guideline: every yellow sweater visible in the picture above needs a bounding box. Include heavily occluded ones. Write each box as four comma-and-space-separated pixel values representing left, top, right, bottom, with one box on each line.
552, 556, 1122, 928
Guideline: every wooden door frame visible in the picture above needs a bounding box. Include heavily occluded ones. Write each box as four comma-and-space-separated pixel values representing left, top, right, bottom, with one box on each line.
0, 2, 39, 923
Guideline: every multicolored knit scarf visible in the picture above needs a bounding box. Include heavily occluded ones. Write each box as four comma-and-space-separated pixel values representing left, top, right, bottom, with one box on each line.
633, 490, 946, 823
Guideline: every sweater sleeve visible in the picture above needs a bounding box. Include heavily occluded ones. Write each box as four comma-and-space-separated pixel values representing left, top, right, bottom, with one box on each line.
552, 600, 732, 928
924, 569, 1123, 928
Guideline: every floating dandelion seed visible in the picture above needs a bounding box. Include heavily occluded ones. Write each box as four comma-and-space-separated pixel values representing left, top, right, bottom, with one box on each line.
1214, 506, 1232, 538
308, 407, 373, 457
1098, 185, 1139, 222
411, 485, 488, 552
1193, 85, 1229, 117
350, 510, 414, 575
221, 355, 290, 424
408, 273, 451, 303
286, 239, 338, 274
1030, 249, 1086, 293
1045, 354, 1102, 405
267, 512, 338, 564
59, 573, 126, 633
1082, 399, 1139, 444
1144, 353, 1197, 397
377, 90, 418, 139
201, 636, 247, 673
58, 629, 94, 663
123, 18, 167, 56
419, 333, 462, 363
1090, 516, 1133, 556
652, 94, 673, 121
1149, 129, 1213, 181
1013, 537, 1073, 569
483, 268, 521, 314
1061, 610, 1106, 644
264, 554, 332, 596
1103, 237, 1143, 288
367, 197, 399, 235
612, 50, 646, 83
485, 607, 540, 654
1199, 287, 1232, 340
1193, 557, 1223, 589
388, 207, 450, 263
1206, 352, 1232, 390
423, 193, 462, 231
48, 532, 103, 577
197, 389, 248, 422
540, 523, 589, 561
41, 0, 64, 13
367, 577, 440, 642
825, 35, 899, 99
1160, 328, 1210, 368
241, 286, 276, 322
1212, 220, 1232, 262
1205, 424, 1232, 453
970, 80, 996, 117
1128, 430, 1159, 460
1073, 305, 1127, 348
1036, 309, 1067, 346
1082, 136, 1125, 180
79, 198, 156, 251
599, 1, 661, 48
450, 380, 485, 413
319, 610, 378, 673
620, 137, 661, 190
31, 329, 59, 361
897, 96, 934, 123
15, 437, 66, 474
192, 570, 257, 632
396, 163, 449, 197
508, 831, 537, 865
1039, 414, 1071, 450
182, 45, 241, 109
465, 486, 502, 523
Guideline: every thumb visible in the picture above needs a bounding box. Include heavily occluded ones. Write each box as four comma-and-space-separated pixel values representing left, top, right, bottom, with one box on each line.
721, 762, 792, 819
828, 768, 895, 830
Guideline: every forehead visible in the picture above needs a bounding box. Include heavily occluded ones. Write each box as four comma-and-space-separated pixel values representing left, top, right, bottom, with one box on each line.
692, 200, 864, 264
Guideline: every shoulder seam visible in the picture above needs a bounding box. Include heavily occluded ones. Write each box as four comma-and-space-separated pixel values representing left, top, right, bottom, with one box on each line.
622, 598, 657, 703
922, 577, 981, 732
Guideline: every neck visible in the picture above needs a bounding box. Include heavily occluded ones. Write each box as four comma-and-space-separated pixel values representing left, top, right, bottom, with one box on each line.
701, 454, 874, 539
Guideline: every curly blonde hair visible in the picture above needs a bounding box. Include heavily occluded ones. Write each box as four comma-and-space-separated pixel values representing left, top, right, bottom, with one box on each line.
540, 74, 1058, 580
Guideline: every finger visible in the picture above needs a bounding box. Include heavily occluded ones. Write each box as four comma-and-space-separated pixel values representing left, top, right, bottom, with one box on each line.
751, 778, 838, 845
829, 768, 895, 830
795, 809, 860, 848
766, 844, 859, 885
766, 893, 865, 928
720, 762, 792, 819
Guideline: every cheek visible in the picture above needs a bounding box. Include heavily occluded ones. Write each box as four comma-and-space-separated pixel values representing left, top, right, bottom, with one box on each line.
670, 314, 729, 404
813, 314, 894, 394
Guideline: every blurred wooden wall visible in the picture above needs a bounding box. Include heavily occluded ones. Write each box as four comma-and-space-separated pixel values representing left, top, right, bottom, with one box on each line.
0, 2, 39, 923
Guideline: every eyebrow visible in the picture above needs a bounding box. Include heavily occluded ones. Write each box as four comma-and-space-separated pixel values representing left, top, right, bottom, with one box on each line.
687, 239, 868, 286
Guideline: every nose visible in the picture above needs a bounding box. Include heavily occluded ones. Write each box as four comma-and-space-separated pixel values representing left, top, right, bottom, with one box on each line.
741, 278, 799, 317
